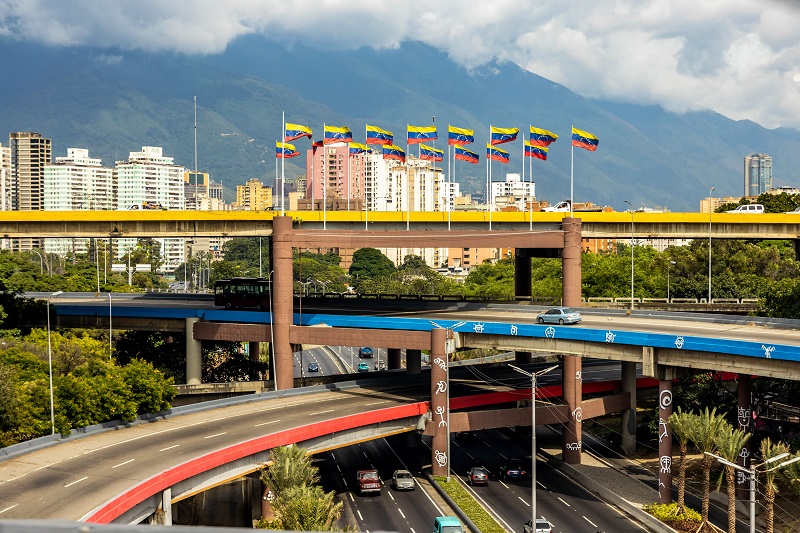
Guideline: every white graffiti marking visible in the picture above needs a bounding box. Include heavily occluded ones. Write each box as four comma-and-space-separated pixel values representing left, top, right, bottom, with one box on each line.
739, 447, 751, 466
434, 450, 448, 467
572, 407, 583, 423
435, 380, 447, 394
510, 325, 518, 336
762, 345, 775, 358
566, 442, 582, 451
473, 323, 485, 334
738, 407, 751, 429
545, 326, 556, 338
659, 389, 673, 410
433, 357, 447, 371
575, 371, 582, 381
660, 456, 672, 474
658, 418, 669, 443
736, 471, 748, 485
434, 405, 447, 427
605, 331, 616, 343
674, 336, 685, 349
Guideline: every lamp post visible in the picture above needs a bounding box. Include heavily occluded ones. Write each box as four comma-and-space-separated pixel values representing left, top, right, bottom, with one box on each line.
47, 290, 63, 434
509, 364, 559, 533
30, 249, 44, 275
108, 292, 112, 359
667, 261, 676, 303
705, 451, 800, 533
267, 270, 277, 391
708, 187, 715, 305
623, 200, 635, 310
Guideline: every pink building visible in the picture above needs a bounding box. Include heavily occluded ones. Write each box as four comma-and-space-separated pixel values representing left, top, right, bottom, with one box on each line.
305, 143, 368, 209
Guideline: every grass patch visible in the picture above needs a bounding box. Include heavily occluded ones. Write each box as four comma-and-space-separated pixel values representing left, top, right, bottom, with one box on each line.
433, 476, 505, 533
642, 502, 703, 533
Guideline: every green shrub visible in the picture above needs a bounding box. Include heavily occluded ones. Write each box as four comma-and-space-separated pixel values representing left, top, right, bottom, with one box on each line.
433, 476, 505, 533
643, 502, 701, 529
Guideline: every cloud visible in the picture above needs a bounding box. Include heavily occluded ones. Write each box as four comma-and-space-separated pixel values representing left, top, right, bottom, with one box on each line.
1, 0, 799, 129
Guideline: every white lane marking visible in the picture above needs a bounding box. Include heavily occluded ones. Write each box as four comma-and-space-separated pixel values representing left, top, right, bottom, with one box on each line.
336, 464, 342, 473
411, 529, 416, 533
348, 493, 354, 502
158, 445, 179, 452
204, 432, 227, 439
558, 497, 571, 507
388, 492, 395, 501
398, 508, 406, 519
357, 510, 364, 521
0, 505, 18, 514
365, 401, 389, 406
311, 409, 335, 416
64, 477, 88, 488
500, 480, 509, 488
583, 516, 598, 527
518, 496, 530, 507
112, 459, 135, 469
254, 420, 281, 427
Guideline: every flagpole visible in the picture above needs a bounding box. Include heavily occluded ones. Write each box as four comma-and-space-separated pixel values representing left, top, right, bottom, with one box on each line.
570, 124, 574, 218
311, 140, 315, 212
281, 111, 285, 217
529, 136, 533, 231
447, 125, 452, 231
365, 125, 369, 230
347, 149, 351, 212
323, 122, 327, 230
275, 145, 278, 212
406, 126, 410, 231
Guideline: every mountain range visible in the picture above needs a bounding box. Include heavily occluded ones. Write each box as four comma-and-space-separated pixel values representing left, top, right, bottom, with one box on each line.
1, 35, 798, 212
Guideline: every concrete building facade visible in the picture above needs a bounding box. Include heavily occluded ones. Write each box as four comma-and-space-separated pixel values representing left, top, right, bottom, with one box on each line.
233, 178, 272, 210
744, 153, 772, 197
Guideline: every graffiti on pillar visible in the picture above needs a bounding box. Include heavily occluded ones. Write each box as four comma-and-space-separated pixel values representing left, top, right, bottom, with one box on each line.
545, 326, 556, 338
432, 357, 447, 371
762, 345, 775, 358
660, 456, 672, 474
575, 370, 582, 381
658, 418, 668, 443
566, 441, 582, 451
473, 323, 485, 333
571, 407, 583, 423
434, 449, 447, 467
435, 380, 447, 394
736, 471, 748, 485
739, 447, 750, 467
659, 389, 673, 410
510, 325, 518, 335
434, 405, 447, 427
674, 336, 685, 349
738, 407, 751, 429
605, 331, 616, 343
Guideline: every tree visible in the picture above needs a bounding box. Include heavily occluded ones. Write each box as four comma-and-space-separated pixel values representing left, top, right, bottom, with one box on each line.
687, 407, 727, 529
668, 407, 693, 513
713, 422, 750, 533
349, 248, 395, 283
261, 444, 320, 494
760, 438, 790, 533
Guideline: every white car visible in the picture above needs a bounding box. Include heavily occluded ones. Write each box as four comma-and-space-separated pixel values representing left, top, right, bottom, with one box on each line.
392, 469, 415, 490
726, 204, 764, 213
523, 518, 553, 533
541, 200, 570, 212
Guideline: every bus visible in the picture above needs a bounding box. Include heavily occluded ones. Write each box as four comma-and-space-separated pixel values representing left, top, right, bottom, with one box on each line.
213, 277, 271, 310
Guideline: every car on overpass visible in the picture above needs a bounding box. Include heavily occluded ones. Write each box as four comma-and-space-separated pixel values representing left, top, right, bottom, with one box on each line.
536, 307, 581, 325
307, 362, 319, 372
359, 346, 374, 358
357, 362, 370, 372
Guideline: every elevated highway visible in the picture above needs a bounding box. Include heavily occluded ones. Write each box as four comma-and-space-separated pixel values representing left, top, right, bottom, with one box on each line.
0, 209, 798, 239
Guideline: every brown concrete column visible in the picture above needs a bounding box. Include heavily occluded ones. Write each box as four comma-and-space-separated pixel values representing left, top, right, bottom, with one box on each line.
514, 253, 533, 364
249, 341, 260, 362
388, 348, 402, 370
185, 317, 202, 385
620, 361, 637, 454
736, 374, 753, 500
271, 216, 294, 390
561, 217, 582, 308
429, 329, 448, 477
562, 355, 582, 464
406, 349, 422, 374
658, 380, 673, 504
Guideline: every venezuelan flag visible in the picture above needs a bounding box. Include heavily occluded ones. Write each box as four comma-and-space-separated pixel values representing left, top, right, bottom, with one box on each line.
276, 141, 300, 159
366, 124, 393, 145
454, 145, 479, 164
324, 125, 353, 144
529, 126, 558, 147
487, 143, 510, 163
490, 126, 519, 145
382, 144, 406, 162
349, 142, 368, 154
448, 126, 474, 146
419, 143, 444, 162
571, 127, 599, 151
407, 125, 437, 145
524, 140, 548, 160
285, 123, 313, 142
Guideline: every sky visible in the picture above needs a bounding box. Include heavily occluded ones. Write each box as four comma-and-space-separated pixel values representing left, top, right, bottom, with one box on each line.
2, 0, 800, 131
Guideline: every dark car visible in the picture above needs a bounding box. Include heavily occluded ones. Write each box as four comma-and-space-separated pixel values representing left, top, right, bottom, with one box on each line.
523, 518, 553, 533
467, 466, 489, 485
498, 461, 527, 480
358, 347, 374, 358
307, 362, 319, 372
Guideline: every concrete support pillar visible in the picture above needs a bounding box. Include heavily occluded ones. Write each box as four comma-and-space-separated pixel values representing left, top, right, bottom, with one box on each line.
658, 379, 674, 504
620, 361, 637, 454
161, 487, 172, 526
429, 329, 448, 477
185, 317, 202, 385
388, 348, 402, 370
271, 217, 294, 390
561, 217, 582, 308
249, 341, 260, 362
562, 355, 582, 464
261, 479, 275, 521
736, 374, 753, 500
514, 253, 533, 364
406, 349, 422, 374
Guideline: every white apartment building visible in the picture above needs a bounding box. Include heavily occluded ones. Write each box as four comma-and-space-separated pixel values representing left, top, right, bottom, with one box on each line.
115, 147, 186, 272
0, 143, 10, 211
43, 148, 113, 256
490, 173, 535, 211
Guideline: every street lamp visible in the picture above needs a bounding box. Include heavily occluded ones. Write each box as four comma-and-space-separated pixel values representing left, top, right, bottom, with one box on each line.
667, 261, 676, 302
623, 200, 635, 310
708, 187, 715, 305
108, 292, 112, 359
509, 364, 559, 533
47, 290, 63, 434
29, 249, 44, 275
705, 451, 800, 533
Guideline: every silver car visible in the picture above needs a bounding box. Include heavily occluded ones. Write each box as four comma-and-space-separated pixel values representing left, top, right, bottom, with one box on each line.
392, 469, 415, 490
536, 307, 581, 325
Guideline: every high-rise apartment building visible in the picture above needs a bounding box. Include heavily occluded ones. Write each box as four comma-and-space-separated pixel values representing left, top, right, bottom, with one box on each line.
233, 178, 272, 210
9, 132, 52, 250
744, 153, 772, 196
490, 173, 535, 211
0, 143, 10, 211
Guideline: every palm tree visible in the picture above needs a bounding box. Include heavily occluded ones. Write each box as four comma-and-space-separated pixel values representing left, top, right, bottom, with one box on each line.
687, 407, 727, 528
669, 407, 694, 513
713, 422, 750, 533
760, 438, 789, 533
